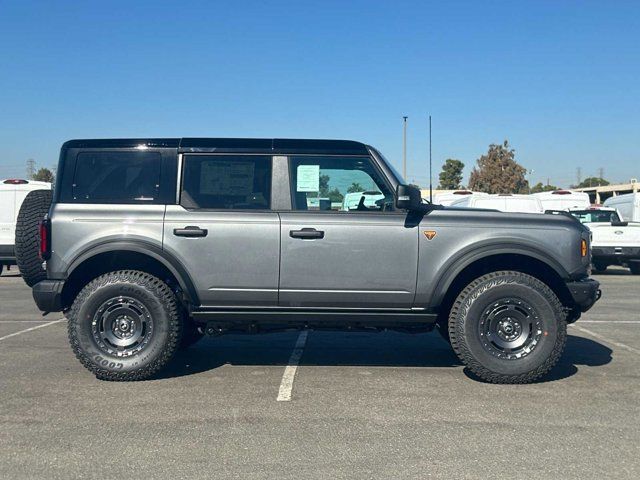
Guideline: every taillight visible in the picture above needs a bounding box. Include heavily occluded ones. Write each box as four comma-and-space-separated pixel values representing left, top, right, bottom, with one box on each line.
39, 218, 51, 260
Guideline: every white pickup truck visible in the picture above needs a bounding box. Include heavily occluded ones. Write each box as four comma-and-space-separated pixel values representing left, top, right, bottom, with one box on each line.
570, 207, 640, 274
0, 179, 51, 275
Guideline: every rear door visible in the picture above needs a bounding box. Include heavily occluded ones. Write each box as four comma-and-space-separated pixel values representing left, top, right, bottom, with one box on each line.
163, 154, 280, 307
278, 155, 419, 309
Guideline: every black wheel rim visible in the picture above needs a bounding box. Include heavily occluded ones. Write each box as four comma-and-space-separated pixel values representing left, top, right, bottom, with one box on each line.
91, 296, 154, 357
478, 298, 543, 360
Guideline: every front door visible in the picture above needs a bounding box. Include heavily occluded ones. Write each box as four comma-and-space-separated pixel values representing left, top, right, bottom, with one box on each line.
278, 155, 419, 309
164, 154, 280, 307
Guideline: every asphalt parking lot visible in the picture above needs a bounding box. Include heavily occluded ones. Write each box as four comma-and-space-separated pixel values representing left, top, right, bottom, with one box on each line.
1, 267, 639, 479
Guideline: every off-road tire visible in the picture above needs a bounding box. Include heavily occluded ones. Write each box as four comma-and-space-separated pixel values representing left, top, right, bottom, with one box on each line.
15, 189, 52, 287
592, 261, 608, 274
448, 271, 567, 384
629, 262, 640, 275
67, 270, 182, 381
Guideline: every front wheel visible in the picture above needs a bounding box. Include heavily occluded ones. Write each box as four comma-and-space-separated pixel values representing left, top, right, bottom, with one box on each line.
448, 271, 566, 384
67, 270, 182, 381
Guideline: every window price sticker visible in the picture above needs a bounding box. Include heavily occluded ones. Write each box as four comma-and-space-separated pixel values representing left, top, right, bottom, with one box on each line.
296, 165, 320, 192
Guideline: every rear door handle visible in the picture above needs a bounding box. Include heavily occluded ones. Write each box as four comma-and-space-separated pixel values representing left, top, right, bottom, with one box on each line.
290, 228, 324, 239
173, 226, 208, 237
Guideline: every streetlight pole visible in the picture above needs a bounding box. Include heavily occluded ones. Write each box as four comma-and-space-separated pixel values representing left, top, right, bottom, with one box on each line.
402, 116, 408, 180
429, 115, 432, 203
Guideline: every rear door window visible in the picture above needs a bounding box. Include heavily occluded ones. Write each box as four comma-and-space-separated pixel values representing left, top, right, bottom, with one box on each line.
72, 151, 162, 203
181, 155, 272, 210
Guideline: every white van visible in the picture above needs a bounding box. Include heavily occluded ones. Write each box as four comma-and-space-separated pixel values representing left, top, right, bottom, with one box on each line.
532, 190, 590, 211
434, 190, 488, 206
450, 193, 544, 213
0, 179, 52, 274
603, 192, 640, 222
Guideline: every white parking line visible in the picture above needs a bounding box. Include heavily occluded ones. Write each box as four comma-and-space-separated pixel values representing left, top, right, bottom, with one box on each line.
0, 320, 59, 323
277, 330, 309, 402
579, 320, 640, 324
0, 319, 65, 342
570, 324, 640, 355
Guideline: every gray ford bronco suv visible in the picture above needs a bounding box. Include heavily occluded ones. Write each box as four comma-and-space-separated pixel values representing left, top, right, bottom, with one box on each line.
30, 138, 600, 383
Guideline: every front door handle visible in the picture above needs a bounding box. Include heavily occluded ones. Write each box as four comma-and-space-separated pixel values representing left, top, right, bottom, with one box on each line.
290, 228, 324, 239
174, 226, 208, 237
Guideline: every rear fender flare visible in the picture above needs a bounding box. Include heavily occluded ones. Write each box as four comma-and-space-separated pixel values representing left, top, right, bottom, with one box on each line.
66, 240, 200, 306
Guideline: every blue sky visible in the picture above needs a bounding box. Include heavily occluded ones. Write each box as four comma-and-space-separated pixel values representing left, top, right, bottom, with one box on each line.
0, 0, 638, 187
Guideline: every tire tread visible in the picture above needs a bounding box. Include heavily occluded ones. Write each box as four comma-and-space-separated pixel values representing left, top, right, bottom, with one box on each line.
67, 270, 181, 381
448, 270, 567, 384
15, 189, 52, 287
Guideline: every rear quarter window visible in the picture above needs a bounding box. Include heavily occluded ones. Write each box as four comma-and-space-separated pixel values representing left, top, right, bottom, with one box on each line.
71, 151, 162, 203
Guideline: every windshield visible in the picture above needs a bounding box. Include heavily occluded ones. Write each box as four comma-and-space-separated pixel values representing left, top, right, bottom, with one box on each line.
570, 210, 621, 223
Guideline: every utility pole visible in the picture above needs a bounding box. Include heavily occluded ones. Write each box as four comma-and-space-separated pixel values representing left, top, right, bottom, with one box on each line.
26, 158, 36, 179
429, 115, 433, 202
598, 167, 604, 184
402, 116, 408, 180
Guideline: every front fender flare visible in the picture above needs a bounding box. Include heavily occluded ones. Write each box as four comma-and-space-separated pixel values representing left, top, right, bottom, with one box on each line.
428, 241, 569, 310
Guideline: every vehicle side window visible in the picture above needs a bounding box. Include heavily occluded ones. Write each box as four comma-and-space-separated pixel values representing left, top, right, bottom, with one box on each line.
289, 156, 394, 212
72, 151, 161, 203
181, 155, 272, 210
571, 210, 621, 223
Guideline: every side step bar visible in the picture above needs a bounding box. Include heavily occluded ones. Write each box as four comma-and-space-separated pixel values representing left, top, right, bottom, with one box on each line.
191, 309, 438, 334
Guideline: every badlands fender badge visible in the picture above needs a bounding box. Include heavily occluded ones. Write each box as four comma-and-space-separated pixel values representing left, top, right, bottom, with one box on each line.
423, 230, 437, 240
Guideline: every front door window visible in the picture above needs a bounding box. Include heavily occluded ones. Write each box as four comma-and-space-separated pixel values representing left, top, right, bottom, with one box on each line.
289, 156, 395, 212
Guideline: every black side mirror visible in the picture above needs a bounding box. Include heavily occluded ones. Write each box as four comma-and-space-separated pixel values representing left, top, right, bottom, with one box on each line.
395, 184, 423, 211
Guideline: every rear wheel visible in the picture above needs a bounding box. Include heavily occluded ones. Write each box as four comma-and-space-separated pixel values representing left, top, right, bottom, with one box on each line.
15, 189, 52, 287
448, 271, 566, 384
67, 270, 182, 381
630, 262, 640, 275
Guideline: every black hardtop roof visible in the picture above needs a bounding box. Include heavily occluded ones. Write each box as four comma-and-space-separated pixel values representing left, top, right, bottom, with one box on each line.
62, 138, 370, 155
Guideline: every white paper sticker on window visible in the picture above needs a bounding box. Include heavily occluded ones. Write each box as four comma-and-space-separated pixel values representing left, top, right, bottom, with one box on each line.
296, 165, 320, 192
200, 161, 255, 195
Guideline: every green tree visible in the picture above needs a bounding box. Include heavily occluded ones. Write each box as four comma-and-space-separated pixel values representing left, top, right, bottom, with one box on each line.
32, 167, 54, 183
530, 182, 559, 193
347, 182, 365, 193
468, 140, 528, 194
438, 159, 465, 189
319, 174, 344, 203
319, 174, 330, 195
327, 188, 344, 203
576, 177, 609, 188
